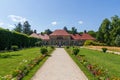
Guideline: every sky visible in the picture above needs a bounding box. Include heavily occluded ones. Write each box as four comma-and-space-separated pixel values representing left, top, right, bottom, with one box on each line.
0, 0, 120, 32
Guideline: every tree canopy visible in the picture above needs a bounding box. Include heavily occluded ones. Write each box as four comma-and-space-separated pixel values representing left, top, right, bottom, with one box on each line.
97, 15, 120, 46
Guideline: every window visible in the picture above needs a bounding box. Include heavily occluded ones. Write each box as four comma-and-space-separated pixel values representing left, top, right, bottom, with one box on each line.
57, 36, 63, 40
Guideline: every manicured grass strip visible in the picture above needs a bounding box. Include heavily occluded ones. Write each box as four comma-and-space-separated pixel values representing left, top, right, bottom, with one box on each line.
22, 54, 49, 80
22, 47, 54, 80
65, 48, 97, 80
0, 47, 41, 76
80, 48, 120, 78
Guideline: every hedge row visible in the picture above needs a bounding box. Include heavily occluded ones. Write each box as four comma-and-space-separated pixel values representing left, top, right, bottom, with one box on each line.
0, 28, 41, 50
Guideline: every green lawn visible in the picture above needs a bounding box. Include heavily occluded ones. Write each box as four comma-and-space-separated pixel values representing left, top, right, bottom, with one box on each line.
66, 47, 120, 79
0, 47, 41, 76
79, 48, 120, 77
65, 48, 97, 80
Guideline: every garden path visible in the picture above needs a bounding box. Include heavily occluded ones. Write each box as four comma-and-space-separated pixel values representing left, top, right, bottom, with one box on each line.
31, 48, 88, 80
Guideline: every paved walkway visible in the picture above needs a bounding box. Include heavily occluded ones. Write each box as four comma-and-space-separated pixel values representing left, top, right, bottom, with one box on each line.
31, 48, 88, 80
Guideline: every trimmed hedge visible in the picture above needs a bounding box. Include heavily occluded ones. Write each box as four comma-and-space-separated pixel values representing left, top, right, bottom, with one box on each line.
0, 28, 12, 50
84, 40, 106, 46
0, 27, 41, 50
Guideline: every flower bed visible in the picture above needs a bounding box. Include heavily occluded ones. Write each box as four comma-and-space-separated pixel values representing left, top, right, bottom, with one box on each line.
66, 47, 120, 80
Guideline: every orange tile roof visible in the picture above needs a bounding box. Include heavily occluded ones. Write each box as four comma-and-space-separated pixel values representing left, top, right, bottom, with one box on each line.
81, 33, 96, 40
50, 29, 70, 36
30, 33, 50, 40
30, 33, 40, 38
71, 34, 81, 40
38, 34, 50, 40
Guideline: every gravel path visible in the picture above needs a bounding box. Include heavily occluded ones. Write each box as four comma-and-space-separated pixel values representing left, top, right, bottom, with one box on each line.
31, 48, 88, 80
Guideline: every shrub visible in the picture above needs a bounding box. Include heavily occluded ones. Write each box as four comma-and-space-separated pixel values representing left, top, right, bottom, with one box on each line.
0, 28, 12, 50
73, 48, 79, 56
40, 48, 48, 55
35, 41, 41, 47
11, 45, 19, 51
51, 46, 55, 49
0, 54, 11, 58
84, 40, 106, 46
29, 37, 41, 47
102, 48, 107, 53
66, 46, 69, 49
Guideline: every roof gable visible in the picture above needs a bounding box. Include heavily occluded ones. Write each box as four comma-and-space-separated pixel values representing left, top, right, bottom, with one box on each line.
38, 34, 50, 40
81, 33, 96, 40
50, 29, 70, 36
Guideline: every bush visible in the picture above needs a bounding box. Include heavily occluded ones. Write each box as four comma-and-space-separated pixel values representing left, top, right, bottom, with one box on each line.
35, 41, 41, 47
73, 48, 79, 56
29, 37, 41, 47
11, 45, 19, 51
102, 48, 107, 53
51, 46, 55, 49
0, 28, 12, 50
84, 40, 106, 46
0, 54, 11, 58
40, 48, 48, 55
66, 46, 69, 49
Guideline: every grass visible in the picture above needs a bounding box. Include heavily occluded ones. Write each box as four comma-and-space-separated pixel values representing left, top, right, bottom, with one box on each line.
65, 48, 97, 80
0, 47, 53, 77
65, 47, 120, 79
22, 53, 50, 80
79, 48, 120, 77
85, 46, 120, 52
22, 47, 54, 80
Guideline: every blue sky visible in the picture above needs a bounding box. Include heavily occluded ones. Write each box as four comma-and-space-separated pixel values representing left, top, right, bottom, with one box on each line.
0, 0, 120, 32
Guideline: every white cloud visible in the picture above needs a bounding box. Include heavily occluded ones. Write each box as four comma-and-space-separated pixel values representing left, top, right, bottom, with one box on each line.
7, 24, 14, 28
51, 21, 57, 26
78, 20, 83, 25
0, 22, 4, 26
8, 15, 27, 23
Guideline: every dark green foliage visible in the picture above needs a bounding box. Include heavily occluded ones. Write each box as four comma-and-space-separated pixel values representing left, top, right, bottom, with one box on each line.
71, 27, 77, 34
84, 40, 106, 46
40, 48, 48, 55
50, 46, 55, 49
0, 54, 11, 58
44, 29, 52, 35
115, 35, 120, 46
87, 30, 97, 38
23, 21, 31, 35
0, 27, 40, 51
102, 48, 107, 53
14, 22, 23, 33
73, 48, 79, 55
35, 41, 41, 47
97, 15, 120, 46
97, 18, 111, 45
12, 31, 29, 48
29, 37, 40, 47
63, 26, 68, 32
0, 28, 12, 50
11, 45, 19, 51
66, 46, 69, 49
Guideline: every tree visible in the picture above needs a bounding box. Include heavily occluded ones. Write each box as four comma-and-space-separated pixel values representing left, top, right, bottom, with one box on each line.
71, 27, 77, 34
34, 30, 37, 33
110, 15, 120, 45
97, 18, 111, 45
88, 30, 96, 38
45, 29, 52, 35
14, 22, 23, 33
23, 21, 31, 35
115, 35, 120, 46
63, 26, 68, 32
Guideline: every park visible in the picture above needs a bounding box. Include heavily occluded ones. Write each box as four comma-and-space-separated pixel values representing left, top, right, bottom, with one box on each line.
0, 0, 120, 80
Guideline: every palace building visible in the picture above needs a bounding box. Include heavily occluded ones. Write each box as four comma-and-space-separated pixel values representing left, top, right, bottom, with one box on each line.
30, 29, 95, 46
